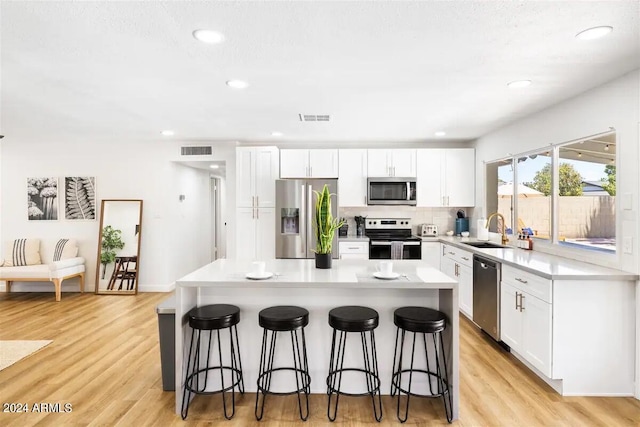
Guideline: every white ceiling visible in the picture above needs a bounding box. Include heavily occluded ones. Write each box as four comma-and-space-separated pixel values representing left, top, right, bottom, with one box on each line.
1, 1, 638, 145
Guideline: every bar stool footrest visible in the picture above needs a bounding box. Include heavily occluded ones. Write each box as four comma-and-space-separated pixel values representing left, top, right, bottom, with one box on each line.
256, 367, 311, 396
391, 369, 450, 398
326, 368, 381, 396
185, 366, 244, 395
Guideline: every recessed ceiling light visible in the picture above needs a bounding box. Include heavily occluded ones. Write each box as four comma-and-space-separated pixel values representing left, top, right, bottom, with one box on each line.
161, 130, 174, 136
210, 164, 219, 169
192, 29, 225, 44
226, 80, 249, 89
434, 131, 446, 137
578, 152, 582, 158
604, 144, 610, 151
271, 132, 283, 137
507, 80, 532, 89
576, 26, 613, 40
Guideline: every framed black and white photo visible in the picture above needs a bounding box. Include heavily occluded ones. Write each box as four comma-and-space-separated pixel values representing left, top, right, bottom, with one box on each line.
27, 177, 58, 220
64, 176, 96, 220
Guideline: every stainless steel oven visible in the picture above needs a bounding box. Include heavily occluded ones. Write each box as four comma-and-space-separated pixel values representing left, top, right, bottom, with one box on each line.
365, 218, 421, 260
367, 178, 417, 206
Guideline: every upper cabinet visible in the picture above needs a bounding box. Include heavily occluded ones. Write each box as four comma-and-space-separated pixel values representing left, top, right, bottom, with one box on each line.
417, 148, 475, 207
236, 146, 279, 208
280, 149, 338, 178
338, 149, 368, 207
367, 149, 416, 177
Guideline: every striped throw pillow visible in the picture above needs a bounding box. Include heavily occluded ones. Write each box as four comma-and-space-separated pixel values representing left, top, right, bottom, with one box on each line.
4, 239, 42, 266
52, 239, 78, 262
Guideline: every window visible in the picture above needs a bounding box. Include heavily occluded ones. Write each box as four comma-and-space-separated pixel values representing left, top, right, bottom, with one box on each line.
557, 134, 616, 252
485, 131, 616, 253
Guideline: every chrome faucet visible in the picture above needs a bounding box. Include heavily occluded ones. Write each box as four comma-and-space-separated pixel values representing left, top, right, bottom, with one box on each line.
486, 213, 509, 245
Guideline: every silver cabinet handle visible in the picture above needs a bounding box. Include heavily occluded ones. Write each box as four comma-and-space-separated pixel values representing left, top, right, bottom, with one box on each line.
256, 208, 259, 219
515, 292, 519, 310
448, 251, 455, 255
519, 294, 525, 312
252, 196, 255, 208
300, 185, 306, 253
462, 256, 469, 261
515, 278, 528, 284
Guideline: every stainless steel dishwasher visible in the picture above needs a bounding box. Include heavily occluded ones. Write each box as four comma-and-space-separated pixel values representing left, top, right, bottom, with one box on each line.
473, 255, 501, 342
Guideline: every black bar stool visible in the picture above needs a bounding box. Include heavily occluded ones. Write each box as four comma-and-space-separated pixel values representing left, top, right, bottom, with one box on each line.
255, 305, 311, 421
326, 305, 382, 422
181, 304, 244, 420
390, 306, 452, 423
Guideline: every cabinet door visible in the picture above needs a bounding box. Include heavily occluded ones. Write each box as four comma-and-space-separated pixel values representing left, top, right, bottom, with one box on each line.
367, 149, 390, 177
280, 149, 309, 178
256, 208, 276, 260
522, 293, 552, 377
421, 242, 440, 269
416, 149, 445, 207
458, 263, 473, 318
440, 255, 456, 280
309, 149, 338, 178
500, 282, 523, 352
338, 149, 368, 206
236, 147, 255, 208
339, 253, 368, 260
255, 147, 279, 207
391, 149, 416, 177
445, 149, 475, 207
235, 208, 257, 259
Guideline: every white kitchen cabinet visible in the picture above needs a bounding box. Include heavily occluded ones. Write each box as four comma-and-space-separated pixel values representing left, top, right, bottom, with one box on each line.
236, 146, 279, 208
280, 149, 338, 178
235, 207, 275, 260
367, 149, 416, 177
416, 149, 475, 207
500, 266, 552, 377
440, 244, 473, 319
338, 241, 368, 260
338, 149, 367, 206
421, 242, 440, 269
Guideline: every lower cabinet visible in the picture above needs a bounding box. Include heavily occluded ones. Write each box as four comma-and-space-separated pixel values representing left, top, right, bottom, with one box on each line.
500, 267, 552, 377
338, 241, 368, 260
440, 244, 473, 319
421, 242, 440, 268
235, 207, 275, 260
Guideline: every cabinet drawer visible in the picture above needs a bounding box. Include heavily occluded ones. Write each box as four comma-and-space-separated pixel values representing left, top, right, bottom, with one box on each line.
502, 265, 552, 303
441, 244, 473, 268
338, 242, 368, 255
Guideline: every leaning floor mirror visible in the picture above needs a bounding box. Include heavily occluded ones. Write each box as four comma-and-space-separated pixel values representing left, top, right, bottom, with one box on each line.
95, 199, 143, 295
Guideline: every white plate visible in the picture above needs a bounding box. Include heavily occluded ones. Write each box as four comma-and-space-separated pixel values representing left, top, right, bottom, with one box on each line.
246, 271, 273, 280
373, 271, 400, 280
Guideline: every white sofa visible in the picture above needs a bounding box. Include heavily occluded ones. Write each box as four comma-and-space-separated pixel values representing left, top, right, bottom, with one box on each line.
0, 239, 85, 302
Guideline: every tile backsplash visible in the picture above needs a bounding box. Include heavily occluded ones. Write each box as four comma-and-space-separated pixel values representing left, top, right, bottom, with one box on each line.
339, 206, 476, 236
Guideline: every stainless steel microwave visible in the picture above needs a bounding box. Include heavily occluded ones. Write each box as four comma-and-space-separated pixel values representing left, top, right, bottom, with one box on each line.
367, 177, 417, 205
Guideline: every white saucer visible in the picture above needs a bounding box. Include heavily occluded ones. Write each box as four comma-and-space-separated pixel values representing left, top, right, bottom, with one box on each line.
373, 271, 400, 280
246, 271, 273, 280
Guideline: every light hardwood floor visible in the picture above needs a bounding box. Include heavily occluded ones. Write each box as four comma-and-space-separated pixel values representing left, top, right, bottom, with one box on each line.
0, 292, 639, 426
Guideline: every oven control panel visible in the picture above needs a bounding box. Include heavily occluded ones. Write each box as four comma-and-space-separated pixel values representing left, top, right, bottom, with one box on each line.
366, 218, 412, 230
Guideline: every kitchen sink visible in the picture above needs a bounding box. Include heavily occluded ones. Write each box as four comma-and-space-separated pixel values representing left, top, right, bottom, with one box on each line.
461, 241, 512, 249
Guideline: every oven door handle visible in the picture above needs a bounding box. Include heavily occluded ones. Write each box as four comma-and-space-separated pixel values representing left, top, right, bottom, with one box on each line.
371, 241, 392, 246
402, 241, 421, 246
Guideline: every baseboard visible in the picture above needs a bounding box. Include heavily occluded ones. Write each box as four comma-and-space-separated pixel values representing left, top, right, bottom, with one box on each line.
1, 282, 175, 293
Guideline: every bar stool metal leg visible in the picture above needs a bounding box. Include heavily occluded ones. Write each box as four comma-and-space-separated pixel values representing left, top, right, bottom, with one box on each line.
290, 328, 310, 420
361, 330, 382, 422
327, 329, 347, 421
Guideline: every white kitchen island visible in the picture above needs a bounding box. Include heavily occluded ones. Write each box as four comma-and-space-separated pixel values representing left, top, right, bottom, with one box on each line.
175, 259, 459, 421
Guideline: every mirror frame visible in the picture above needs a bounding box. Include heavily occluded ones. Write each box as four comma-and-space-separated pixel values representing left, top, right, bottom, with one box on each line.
95, 199, 143, 295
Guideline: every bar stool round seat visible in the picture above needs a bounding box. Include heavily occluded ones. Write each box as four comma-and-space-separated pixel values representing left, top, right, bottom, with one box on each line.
255, 306, 311, 421
181, 304, 244, 421
391, 306, 452, 423
326, 305, 382, 422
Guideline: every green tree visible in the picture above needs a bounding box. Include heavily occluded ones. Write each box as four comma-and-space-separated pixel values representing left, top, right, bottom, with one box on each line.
601, 165, 616, 196
525, 163, 583, 196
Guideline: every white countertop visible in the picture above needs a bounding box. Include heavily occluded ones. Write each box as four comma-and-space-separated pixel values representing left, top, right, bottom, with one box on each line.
176, 258, 456, 289
338, 235, 370, 242
421, 236, 638, 280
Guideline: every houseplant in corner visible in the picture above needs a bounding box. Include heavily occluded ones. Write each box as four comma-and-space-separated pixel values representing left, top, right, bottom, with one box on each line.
100, 225, 125, 279
312, 184, 344, 269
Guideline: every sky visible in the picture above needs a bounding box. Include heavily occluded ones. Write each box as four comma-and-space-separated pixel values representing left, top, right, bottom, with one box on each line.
498, 157, 611, 184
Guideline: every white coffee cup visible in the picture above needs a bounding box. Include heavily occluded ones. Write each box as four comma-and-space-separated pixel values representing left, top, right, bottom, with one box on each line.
252, 261, 266, 275
378, 261, 393, 276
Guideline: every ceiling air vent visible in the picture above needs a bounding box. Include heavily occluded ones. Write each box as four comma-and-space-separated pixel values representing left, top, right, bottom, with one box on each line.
299, 114, 330, 122
181, 145, 213, 156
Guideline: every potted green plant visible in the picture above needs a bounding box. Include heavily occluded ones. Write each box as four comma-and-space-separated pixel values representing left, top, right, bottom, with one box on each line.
100, 225, 125, 279
312, 184, 344, 269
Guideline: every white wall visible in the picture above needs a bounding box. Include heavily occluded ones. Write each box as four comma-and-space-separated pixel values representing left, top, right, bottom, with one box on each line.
0, 138, 229, 292
474, 70, 640, 274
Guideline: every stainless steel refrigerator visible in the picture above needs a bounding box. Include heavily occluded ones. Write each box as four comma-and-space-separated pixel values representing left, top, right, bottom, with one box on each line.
276, 179, 339, 259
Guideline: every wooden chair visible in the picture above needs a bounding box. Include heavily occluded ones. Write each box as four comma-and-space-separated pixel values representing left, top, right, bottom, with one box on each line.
107, 256, 138, 290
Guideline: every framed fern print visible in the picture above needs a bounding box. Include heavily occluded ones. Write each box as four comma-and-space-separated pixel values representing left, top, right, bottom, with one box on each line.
64, 177, 96, 220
